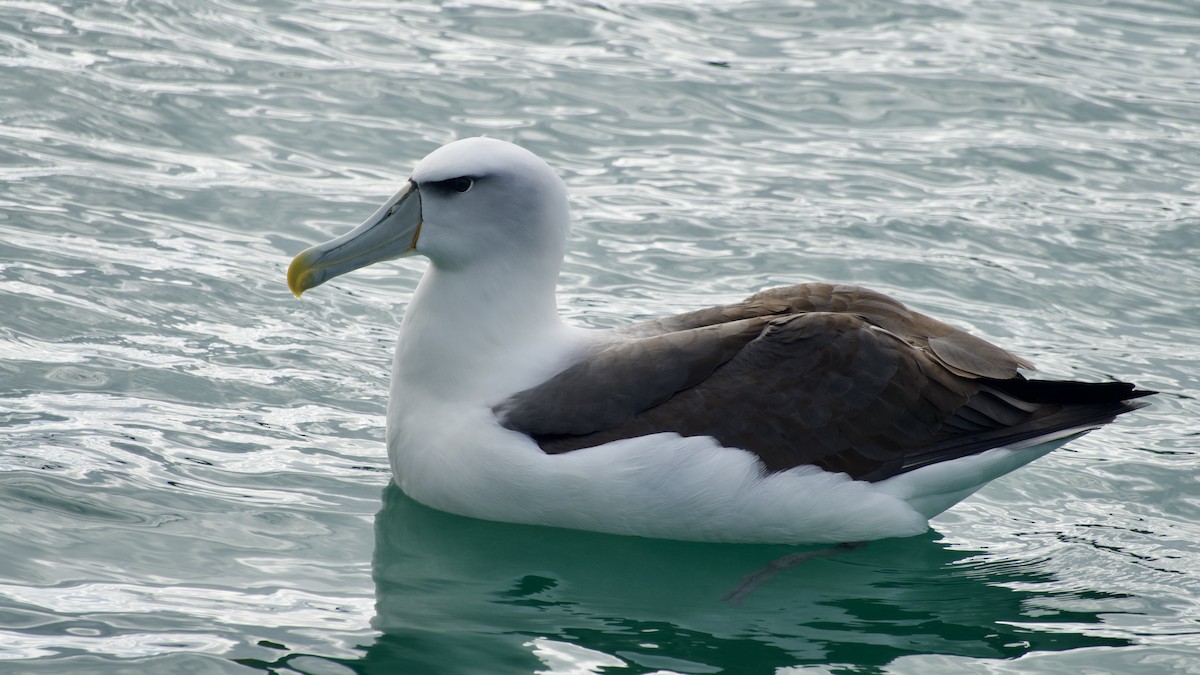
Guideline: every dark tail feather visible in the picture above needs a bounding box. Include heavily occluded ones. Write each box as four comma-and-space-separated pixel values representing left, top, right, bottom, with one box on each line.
984, 378, 1156, 406
879, 378, 1155, 481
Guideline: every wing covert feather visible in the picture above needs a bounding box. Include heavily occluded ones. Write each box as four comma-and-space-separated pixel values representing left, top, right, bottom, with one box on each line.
494, 317, 770, 436
625, 283, 1034, 379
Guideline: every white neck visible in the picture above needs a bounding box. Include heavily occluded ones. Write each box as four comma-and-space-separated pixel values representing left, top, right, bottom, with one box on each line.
391, 257, 582, 405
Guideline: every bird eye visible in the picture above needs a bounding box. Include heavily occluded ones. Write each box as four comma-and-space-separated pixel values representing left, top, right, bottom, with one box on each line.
426, 176, 477, 195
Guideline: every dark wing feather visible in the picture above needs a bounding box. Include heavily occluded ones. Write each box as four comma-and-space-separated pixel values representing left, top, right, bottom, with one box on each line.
624, 282, 1035, 379
494, 317, 770, 436
496, 284, 1153, 482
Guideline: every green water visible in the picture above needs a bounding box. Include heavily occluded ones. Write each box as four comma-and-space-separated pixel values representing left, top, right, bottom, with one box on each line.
2, 0, 1198, 672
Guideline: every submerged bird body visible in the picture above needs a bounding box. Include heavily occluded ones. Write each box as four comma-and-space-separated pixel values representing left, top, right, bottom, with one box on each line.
288, 138, 1151, 544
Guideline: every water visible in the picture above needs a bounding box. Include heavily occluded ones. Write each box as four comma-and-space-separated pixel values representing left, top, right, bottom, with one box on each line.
1, 0, 1197, 672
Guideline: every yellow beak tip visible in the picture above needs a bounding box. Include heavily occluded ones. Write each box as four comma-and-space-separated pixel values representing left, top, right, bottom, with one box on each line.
287, 259, 310, 299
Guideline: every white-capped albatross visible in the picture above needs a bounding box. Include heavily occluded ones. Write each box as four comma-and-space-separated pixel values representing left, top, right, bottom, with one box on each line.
287, 137, 1153, 545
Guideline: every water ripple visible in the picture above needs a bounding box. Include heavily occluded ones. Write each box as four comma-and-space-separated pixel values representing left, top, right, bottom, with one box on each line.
2, 0, 1198, 671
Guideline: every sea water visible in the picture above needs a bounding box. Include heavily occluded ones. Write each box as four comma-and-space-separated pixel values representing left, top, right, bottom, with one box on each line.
2, 1, 1198, 672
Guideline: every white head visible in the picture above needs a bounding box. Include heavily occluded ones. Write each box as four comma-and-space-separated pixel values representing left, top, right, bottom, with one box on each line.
288, 137, 571, 295
412, 138, 570, 271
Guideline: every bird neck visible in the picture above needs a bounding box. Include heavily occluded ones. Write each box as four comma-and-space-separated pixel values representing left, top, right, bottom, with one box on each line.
392, 258, 577, 403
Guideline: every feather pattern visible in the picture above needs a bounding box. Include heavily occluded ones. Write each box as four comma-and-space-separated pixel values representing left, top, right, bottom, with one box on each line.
495, 283, 1151, 482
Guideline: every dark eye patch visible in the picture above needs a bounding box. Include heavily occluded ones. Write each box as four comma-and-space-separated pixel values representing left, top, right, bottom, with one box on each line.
428, 176, 476, 194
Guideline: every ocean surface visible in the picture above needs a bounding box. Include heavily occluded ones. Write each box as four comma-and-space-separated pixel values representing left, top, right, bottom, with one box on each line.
2, 0, 1198, 673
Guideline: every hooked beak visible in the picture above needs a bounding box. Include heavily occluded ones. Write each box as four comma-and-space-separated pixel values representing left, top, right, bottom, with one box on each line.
287, 180, 422, 298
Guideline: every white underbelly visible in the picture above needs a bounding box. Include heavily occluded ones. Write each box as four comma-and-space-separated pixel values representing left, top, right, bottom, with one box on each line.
385, 399, 1091, 544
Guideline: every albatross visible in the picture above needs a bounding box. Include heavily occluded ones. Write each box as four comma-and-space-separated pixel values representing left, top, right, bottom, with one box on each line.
288, 137, 1152, 544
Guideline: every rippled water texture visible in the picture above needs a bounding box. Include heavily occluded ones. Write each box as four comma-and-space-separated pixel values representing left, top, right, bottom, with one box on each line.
2, 0, 1198, 672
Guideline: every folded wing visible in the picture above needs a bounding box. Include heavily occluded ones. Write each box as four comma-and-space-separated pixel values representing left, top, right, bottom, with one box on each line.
494, 283, 1151, 482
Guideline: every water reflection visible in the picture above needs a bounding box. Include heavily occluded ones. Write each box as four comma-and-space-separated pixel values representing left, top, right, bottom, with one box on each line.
352, 484, 1128, 673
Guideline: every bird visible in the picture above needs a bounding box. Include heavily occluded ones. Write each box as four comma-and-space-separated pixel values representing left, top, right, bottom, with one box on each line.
287, 137, 1152, 545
